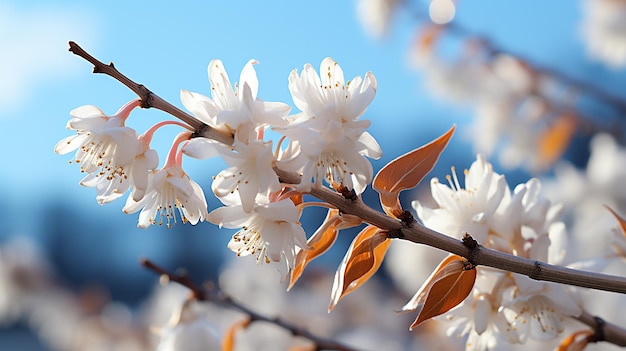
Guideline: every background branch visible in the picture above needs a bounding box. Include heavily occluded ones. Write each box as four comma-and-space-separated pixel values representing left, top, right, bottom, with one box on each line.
406, 7, 626, 142
407, 4, 626, 113
140, 258, 357, 351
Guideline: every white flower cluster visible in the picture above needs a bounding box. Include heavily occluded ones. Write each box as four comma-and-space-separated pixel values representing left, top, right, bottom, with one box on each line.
56, 57, 381, 275
581, 0, 626, 68
407, 155, 581, 349
410, 30, 581, 172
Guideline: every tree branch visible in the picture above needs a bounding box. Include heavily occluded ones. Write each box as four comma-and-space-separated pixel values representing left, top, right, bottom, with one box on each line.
70, 40, 626, 295
67, 41, 234, 146
140, 258, 358, 351
73, 41, 626, 347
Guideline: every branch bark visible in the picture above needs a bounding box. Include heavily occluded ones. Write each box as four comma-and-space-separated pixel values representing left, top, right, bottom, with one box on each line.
275, 167, 626, 294
141, 259, 357, 351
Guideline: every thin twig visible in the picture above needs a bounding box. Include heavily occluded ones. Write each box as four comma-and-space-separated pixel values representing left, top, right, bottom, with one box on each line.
67, 41, 235, 146
140, 259, 358, 351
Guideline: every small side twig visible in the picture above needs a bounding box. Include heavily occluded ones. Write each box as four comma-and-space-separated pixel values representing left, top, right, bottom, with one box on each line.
140, 258, 358, 351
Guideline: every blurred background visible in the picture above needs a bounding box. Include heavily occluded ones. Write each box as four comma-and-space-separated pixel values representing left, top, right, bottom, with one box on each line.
2, 0, 626, 350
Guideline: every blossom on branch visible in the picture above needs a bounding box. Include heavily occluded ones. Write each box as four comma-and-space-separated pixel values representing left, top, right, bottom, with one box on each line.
413, 154, 506, 243
581, 0, 626, 68
180, 59, 290, 143
443, 284, 520, 350
155, 299, 220, 351
276, 57, 382, 194
207, 196, 307, 277
409, 154, 580, 348
123, 132, 208, 228
211, 138, 280, 213
181, 58, 289, 211
55, 99, 159, 204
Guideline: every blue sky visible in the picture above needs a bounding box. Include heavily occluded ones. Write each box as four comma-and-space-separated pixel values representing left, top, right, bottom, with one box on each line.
1, 0, 589, 203
0, 0, 441, 238
1, 0, 625, 298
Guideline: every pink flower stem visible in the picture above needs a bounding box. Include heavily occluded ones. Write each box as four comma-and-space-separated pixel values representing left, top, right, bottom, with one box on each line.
139, 120, 192, 151
164, 131, 192, 169
115, 98, 142, 123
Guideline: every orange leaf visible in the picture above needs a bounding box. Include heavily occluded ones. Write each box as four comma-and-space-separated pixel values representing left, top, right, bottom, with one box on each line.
373, 125, 455, 217
417, 25, 443, 52
290, 192, 303, 206
289, 209, 363, 290
555, 330, 593, 351
289, 209, 339, 290
537, 114, 577, 170
398, 254, 476, 330
328, 225, 390, 311
221, 317, 251, 351
606, 205, 626, 236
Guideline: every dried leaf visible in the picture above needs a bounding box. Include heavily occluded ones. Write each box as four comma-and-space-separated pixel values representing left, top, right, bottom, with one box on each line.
328, 226, 390, 311
287, 345, 316, 351
537, 113, 577, 170
414, 25, 443, 54
373, 125, 455, 217
221, 317, 251, 351
606, 205, 626, 236
555, 330, 593, 351
289, 192, 303, 206
289, 209, 363, 290
398, 254, 476, 330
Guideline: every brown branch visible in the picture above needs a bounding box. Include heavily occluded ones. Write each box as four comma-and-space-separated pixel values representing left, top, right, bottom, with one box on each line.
276, 166, 626, 294
140, 258, 358, 351
576, 310, 626, 347
67, 41, 234, 146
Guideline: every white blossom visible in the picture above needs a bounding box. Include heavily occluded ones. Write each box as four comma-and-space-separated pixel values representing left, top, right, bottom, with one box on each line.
413, 154, 506, 243
54, 99, 158, 203
155, 300, 220, 351
411, 155, 580, 348
208, 197, 307, 276
123, 133, 208, 229
276, 57, 381, 194
123, 164, 208, 228
180, 59, 290, 143
581, 0, 626, 68
211, 138, 280, 213
356, 0, 398, 38
500, 274, 581, 343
